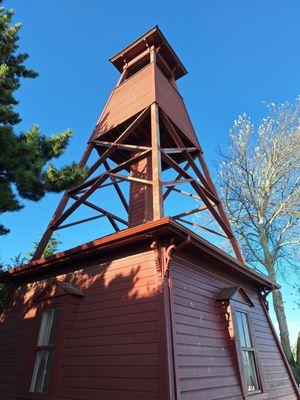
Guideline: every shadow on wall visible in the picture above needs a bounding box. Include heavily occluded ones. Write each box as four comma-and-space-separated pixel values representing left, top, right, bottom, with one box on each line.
0, 249, 161, 398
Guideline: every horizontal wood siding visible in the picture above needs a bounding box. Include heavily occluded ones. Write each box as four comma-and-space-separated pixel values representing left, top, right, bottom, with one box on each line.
169, 255, 299, 400
154, 65, 199, 148
0, 305, 33, 398
0, 249, 162, 400
94, 64, 155, 138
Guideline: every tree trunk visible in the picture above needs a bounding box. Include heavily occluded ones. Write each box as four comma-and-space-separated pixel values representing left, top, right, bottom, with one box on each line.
297, 332, 300, 367
264, 259, 294, 363
266, 261, 294, 363
271, 288, 294, 363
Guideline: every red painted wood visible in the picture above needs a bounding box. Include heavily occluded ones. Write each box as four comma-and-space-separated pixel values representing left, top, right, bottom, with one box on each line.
0, 242, 299, 399
128, 155, 153, 227
168, 255, 299, 400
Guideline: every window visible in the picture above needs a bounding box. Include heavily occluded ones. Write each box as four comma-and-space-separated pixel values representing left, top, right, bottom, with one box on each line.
235, 311, 260, 393
217, 286, 264, 397
30, 308, 60, 393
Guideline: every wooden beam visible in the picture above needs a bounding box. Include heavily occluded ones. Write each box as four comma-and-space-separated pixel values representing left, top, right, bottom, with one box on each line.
151, 102, 164, 220
156, 52, 173, 77
162, 147, 198, 154
116, 67, 128, 86
71, 195, 127, 226
161, 151, 219, 204
107, 172, 153, 186
163, 159, 194, 201
51, 174, 110, 230
164, 186, 202, 202
87, 106, 150, 177
161, 151, 232, 237
172, 206, 208, 220
94, 141, 150, 152
69, 148, 151, 195
103, 160, 129, 213
126, 47, 150, 69
197, 153, 245, 263
32, 143, 94, 260
75, 178, 124, 195
108, 149, 151, 174
150, 47, 157, 63
162, 178, 194, 187
161, 111, 216, 196
68, 174, 104, 195
56, 214, 106, 230
177, 218, 228, 239
53, 149, 150, 231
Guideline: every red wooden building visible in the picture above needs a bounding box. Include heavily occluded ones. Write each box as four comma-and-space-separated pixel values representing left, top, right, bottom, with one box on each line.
0, 26, 299, 400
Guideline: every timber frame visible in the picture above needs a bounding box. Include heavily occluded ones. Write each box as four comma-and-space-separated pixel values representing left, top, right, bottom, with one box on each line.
32, 102, 244, 262
32, 29, 244, 264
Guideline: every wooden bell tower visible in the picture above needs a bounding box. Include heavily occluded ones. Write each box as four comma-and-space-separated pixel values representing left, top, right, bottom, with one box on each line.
32, 26, 244, 263
3, 26, 299, 400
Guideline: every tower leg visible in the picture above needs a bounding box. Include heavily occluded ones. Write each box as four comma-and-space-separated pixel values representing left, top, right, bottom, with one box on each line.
151, 102, 164, 220
31, 144, 94, 260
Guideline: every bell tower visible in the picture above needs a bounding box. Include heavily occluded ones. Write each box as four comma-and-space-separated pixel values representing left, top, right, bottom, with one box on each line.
32, 26, 244, 263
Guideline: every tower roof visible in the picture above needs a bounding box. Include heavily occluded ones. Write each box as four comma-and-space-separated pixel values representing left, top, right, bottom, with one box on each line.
109, 25, 188, 80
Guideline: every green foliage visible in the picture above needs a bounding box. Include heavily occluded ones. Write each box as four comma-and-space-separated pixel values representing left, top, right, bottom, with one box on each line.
0, 234, 62, 310
0, 5, 87, 236
28, 234, 62, 259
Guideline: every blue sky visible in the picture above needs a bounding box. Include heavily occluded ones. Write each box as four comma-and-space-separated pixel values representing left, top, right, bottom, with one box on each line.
1, 1, 299, 343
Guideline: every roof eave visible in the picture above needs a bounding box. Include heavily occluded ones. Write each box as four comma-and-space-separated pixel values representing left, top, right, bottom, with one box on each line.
0, 218, 278, 290
109, 26, 188, 80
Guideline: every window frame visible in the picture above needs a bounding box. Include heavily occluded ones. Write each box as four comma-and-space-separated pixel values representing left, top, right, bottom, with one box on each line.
231, 300, 266, 398
20, 296, 69, 400
29, 307, 61, 394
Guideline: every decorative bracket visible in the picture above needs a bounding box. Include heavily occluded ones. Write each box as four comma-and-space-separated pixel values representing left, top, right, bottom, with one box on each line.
151, 235, 191, 277
261, 287, 271, 311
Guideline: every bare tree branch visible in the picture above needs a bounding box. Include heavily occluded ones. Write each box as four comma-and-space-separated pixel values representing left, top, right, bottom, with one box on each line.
218, 98, 300, 364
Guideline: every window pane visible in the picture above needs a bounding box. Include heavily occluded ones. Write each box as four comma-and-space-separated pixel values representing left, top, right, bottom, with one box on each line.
240, 312, 252, 348
37, 308, 60, 346
29, 350, 53, 393
242, 350, 260, 392
236, 311, 246, 347
236, 311, 252, 348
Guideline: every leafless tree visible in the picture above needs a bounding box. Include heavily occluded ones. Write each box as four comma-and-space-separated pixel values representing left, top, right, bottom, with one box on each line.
219, 98, 300, 363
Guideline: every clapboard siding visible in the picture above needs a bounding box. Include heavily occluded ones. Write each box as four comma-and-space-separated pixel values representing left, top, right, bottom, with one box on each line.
93, 61, 200, 149
169, 255, 299, 400
94, 63, 155, 137
0, 249, 163, 400
154, 64, 199, 147
0, 241, 298, 399
0, 299, 36, 398
56, 250, 161, 399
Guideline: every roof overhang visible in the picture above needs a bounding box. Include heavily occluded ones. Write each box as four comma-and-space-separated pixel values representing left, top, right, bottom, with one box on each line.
0, 218, 278, 290
109, 26, 188, 80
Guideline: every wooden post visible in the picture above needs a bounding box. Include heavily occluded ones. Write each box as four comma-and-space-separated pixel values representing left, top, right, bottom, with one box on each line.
150, 46, 156, 63
150, 48, 164, 220
151, 102, 163, 220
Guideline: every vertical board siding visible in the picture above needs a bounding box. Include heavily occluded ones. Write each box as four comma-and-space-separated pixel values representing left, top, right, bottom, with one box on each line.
169, 255, 299, 400
0, 249, 162, 400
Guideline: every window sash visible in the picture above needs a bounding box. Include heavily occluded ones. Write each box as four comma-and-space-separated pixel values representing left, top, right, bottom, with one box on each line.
241, 349, 260, 392
235, 310, 260, 393
29, 350, 53, 393
37, 308, 60, 346
29, 307, 60, 393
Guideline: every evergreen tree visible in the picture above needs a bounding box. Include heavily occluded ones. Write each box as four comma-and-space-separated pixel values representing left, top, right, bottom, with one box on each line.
0, 4, 87, 236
